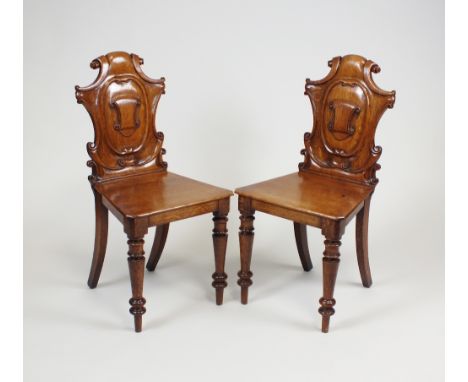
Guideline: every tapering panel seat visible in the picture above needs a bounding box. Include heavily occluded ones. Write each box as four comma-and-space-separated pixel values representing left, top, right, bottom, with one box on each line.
96, 172, 231, 223
235, 55, 395, 333
236, 172, 372, 224
75, 51, 232, 332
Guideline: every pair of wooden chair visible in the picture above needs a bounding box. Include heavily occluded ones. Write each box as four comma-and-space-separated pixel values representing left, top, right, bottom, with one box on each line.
75, 52, 395, 333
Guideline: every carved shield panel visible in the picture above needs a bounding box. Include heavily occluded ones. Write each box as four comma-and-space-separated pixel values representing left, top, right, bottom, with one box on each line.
75, 52, 167, 181
104, 78, 147, 154
300, 55, 395, 186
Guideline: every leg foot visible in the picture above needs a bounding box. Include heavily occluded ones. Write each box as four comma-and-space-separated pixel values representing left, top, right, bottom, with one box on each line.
212, 206, 229, 305
146, 224, 170, 272
238, 198, 255, 304
88, 190, 108, 289
133, 315, 143, 333
238, 270, 253, 304
319, 237, 341, 333
356, 196, 373, 287
294, 222, 313, 271
127, 237, 146, 332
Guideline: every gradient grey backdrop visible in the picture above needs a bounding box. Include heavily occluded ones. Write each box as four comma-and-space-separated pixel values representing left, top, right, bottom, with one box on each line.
24, 1, 444, 381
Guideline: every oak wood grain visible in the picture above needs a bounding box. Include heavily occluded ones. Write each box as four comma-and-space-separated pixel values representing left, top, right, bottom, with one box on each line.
294, 222, 313, 271
235, 54, 395, 332
236, 172, 372, 221
75, 52, 232, 332
146, 224, 170, 272
87, 188, 109, 289
356, 194, 373, 287
95, 172, 231, 219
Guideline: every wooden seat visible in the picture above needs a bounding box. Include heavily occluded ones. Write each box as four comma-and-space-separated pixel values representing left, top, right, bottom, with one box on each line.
95, 172, 231, 221
75, 52, 232, 332
235, 55, 395, 333
236, 172, 372, 223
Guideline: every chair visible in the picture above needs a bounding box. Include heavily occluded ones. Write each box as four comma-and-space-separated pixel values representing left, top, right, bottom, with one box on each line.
75, 52, 232, 332
235, 55, 395, 332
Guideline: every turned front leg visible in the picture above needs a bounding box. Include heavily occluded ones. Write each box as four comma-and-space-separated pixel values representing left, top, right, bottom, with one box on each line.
127, 237, 146, 332
212, 208, 228, 305
319, 235, 341, 333
238, 200, 255, 304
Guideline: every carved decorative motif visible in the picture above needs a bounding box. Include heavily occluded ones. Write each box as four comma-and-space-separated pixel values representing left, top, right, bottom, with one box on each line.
234, 55, 395, 333
299, 55, 395, 186
76, 52, 233, 333
75, 51, 167, 182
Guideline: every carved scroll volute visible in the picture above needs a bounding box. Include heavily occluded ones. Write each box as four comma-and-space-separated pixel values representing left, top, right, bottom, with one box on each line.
75, 52, 167, 182
299, 55, 395, 186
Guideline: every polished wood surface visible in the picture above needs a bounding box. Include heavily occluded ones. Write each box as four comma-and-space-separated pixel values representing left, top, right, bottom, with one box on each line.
75, 51, 167, 182
127, 237, 146, 332
238, 197, 255, 305
95, 172, 231, 220
75, 51, 232, 332
299, 55, 395, 186
146, 223, 170, 272
87, 189, 108, 289
212, 199, 230, 305
294, 222, 313, 272
356, 194, 373, 287
235, 55, 395, 332
236, 172, 372, 221
319, 236, 341, 333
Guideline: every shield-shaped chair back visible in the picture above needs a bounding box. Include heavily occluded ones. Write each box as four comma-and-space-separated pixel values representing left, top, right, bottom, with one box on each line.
75, 51, 167, 182
300, 55, 395, 186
